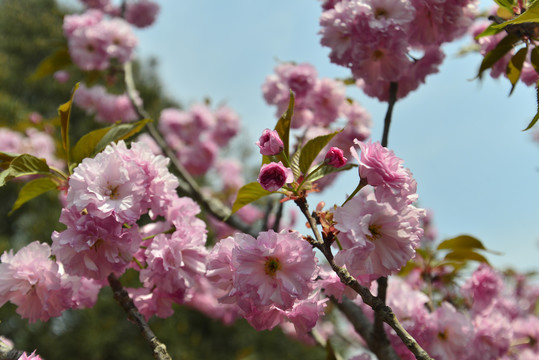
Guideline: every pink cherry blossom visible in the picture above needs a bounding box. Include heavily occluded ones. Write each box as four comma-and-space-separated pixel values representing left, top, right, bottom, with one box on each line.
0, 242, 73, 323
231, 230, 318, 311
18, 351, 43, 360
334, 186, 424, 283
352, 139, 417, 206
51, 208, 142, 280
427, 302, 473, 360
125, 0, 160, 28
257, 161, 293, 191
461, 263, 504, 313
256, 128, 284, 155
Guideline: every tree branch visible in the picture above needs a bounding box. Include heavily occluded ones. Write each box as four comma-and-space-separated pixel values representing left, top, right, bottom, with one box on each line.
381, 82, 398, 148
123, 61, 256, 237
295, 196, 432, 360
107, 274, 172, 360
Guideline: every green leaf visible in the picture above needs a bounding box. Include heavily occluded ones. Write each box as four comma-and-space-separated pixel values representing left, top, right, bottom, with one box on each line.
231, 182, 272, 214
308, 163, 356, 183
290, 147, 302, 179
476, 33, 520, 79
94, 118, 152, 153
474, 22, 504, 40
506, 47, 528, 95
443, 250, 490, 264
9, 177, 58, 215
28, 46, 71, 81
274, 91, 295, 159
0, 151, 19, 170
493, 1, 539, 28
58, 83, 80, 163
493, 0, 515, 13
299, 130, 341, 175
0, 154, 50, 186
437, 235, 487, 251
523, 82, 539, 131
70, 127, 111, 164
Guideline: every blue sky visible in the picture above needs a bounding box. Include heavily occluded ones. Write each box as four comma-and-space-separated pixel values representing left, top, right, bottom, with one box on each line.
129, 1, 539, 272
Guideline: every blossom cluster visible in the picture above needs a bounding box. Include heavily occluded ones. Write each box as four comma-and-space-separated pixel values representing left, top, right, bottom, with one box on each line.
63, 9, 138, 71
158, 104, 240, 176
206, 230, 326, 337
80, 0, 160, 28
0, 126, 64, 170
74, 83, 141, 123
262, 62, 372, 134
319, 0, 477, 100
333, 140, 424, 284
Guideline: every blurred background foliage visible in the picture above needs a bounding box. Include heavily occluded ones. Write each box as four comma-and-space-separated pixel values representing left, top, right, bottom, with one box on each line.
0, 0, 325, 358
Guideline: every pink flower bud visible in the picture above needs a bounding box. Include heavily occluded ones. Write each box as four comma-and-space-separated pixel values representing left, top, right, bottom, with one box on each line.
324, 147, 347, 168
257, 161, 293, 191
256, 129, 284, 156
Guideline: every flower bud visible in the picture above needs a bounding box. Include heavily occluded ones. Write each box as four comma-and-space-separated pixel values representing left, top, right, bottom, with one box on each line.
257, 162, 293, 192
324, 147, 347, 168
256, 129, 284, 156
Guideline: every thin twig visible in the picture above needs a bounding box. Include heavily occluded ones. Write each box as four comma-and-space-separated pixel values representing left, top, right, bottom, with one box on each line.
381, 82, 398, 148
107, 274, 172, 360
296, 197, 433, 360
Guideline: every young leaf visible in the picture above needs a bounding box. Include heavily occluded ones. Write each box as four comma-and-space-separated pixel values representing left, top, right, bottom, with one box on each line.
0, 151, 19, 170
436, 234, 502, 255
307, 163, 356, 183
523, 82, 539, 131
274, 91, 295, 159
290, 147, 302, 179
299, 130, 341, 175
474, 22, 504, 40
94, 118, 152, 153
476, 33, 520, 79
28, 46, 71, 81
443, 250, 490, 264
231, 182, 273, 214
70, 127, 111, 164
9, 177, 58, 215
0, 154, 50, 186
58, 83, 80, 164
493, 1, 539, 28
506, 47, 528, 95
531, 46, 539, 73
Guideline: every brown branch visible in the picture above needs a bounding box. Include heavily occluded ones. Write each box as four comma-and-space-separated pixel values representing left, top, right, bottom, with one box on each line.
123, 61, 256, 237
107, 274, 172, 360
332, 297, 400, 360
295, 196, 433, 360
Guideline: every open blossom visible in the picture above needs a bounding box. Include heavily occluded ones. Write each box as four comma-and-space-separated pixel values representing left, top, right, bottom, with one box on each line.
257, 162, 293, 191
256, 128, 284, 155
0, 242, 73, 323
51, 208, 142, 280
18, 351, 43, 360
461, 263, 504, 313
352, 139, 417, 206
334, 186, 424, 283
427, 302, 473, 360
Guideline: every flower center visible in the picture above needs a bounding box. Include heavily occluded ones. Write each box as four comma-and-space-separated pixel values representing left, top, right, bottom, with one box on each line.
264, 256, 281, 277
374, 8, 388, 19
437, 330, 447, 341
366, 224, 382, 242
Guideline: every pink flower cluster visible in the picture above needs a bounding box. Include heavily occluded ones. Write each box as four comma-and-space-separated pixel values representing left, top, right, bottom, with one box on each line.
319, 0, 477, 100
63, 9, 138, 71
333, 141, 424, 283
206, 230, 326, 336
79, 0, 160, 28
74, 83, 140, 123
0, 242, 100, 323
158, 104, 240, 176
0, 127, 64, 170
262, 62, 371, 132
52, 140, 180, 280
